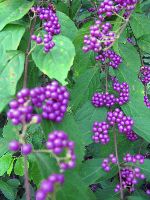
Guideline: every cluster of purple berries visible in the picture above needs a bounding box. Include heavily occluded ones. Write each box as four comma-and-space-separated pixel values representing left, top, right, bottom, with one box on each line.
92, 92, 116, 108
112, 77, 129, 105
139, 66, 150, 85
83, 22, 116, 53
125, 130, 138, 141
107, 108, 134, 133
92, 121, 110, 144
92, 79, 129, 108
95, 50, 122, 69
9, 140, 32, 155
123, 153, 145, 164
144, 95, 150, 109
30, 81, 70, 123
7, 81, 69, 125
46, 131, 76, 171
101, 154, 117, 171
7, 88, 41, 126
36, 174, 64, 200
31, 5, 61, 53
115, 167, 145, 193
98, 0, 137, 19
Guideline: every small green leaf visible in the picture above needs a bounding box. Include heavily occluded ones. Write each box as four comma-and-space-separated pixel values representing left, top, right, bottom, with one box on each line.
14, 157, 29, 176
0, 153, 12, 176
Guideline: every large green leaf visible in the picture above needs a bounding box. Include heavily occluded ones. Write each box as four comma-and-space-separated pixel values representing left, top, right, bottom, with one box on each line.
0, 51, 25, 112
0, 0, 33, 31
57, 171, 96, 200
0, 153, 12, 176
29, 154, 58, 186
73, 27, 95, 77
57, 11, 78, 41
0, 24, 25, 72
0, 180, 16, 200
32, 35, 75, 85
115, 42, 150, 142
79, 158, 115, 186
137, 34, 150, 53
130, 13, 150, 38
70, 67, 100, 111
75, 101, 107, 145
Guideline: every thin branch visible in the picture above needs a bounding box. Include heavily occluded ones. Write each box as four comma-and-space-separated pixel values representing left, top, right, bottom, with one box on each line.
23, 16, 37, 88
113, 128, 124, 200
24, 155, 30, 200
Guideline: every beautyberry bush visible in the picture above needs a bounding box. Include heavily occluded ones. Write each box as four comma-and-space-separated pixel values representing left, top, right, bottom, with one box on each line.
0, 0, 150, 200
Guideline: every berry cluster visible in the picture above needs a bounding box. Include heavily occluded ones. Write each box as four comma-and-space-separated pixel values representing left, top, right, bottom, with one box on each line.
7, 81, 69, 125
9, 140, 32, 155
112, 77, 129, 105
107, 108, 134, 133
115, 167, 145, 193
92, 79, 129, 108
92, 92, 116, 108
92, 121, 110, 144
101, 154, 117, 172
46, 131, 76, 171
36, 174, 64, 200
125, 130, 138, 141
31, 81, 70, 123
83, 22, 116, 53
144, 95, 150, 109
31, 5, 61, 53
123, 153, 145, 164
98, 0, 137, 19
95, 50, 122, 69
139, 66, 150, 85
7, 88, 41, 126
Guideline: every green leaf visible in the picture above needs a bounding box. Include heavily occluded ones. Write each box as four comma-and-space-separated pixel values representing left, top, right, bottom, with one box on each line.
57, 11, 78, 41
0, 180, 15, 200
115, 43, 150, 142
14, 157, 29, 176
73, 27, 95, 77
0, 25, 25, 73
0, 51, 25, 112
75, 101, 107, 133
3, 120, 19, 141
32, 35, 75, 85
29, 154, 58, 186
0, 0, 34, 31
0, 153, 12, 176
130, 13, 150, 38
0, 138, 8, 157
70, 67, 100, 111
138, 34, 150, 53
7, 158, 15, 176
57, 171, 96, 200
